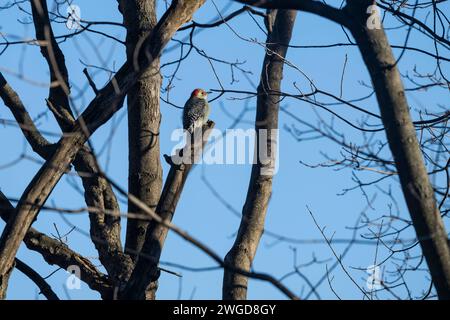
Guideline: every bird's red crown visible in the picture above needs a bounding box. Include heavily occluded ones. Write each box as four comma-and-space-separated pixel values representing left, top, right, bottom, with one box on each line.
191, 88, 207, 98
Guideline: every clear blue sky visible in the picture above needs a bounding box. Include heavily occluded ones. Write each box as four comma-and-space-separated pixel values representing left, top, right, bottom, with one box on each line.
0, 0, 448, 299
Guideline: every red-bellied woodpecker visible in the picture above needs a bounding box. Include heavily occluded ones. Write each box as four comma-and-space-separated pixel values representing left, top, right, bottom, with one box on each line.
182, 88, 210, 133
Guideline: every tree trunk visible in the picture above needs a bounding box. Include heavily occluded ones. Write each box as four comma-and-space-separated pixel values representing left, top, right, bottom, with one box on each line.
345, 1, 450, 299
222, 9, 297, 300
120, 1, 163, 271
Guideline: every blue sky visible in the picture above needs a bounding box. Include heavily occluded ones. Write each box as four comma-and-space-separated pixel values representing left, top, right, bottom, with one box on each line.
0, 0, 448, 299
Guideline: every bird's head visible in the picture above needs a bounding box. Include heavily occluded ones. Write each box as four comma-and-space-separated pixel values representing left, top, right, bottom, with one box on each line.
191, 88, 209, 100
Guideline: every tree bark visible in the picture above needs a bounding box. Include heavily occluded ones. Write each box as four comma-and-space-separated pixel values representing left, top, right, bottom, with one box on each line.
344, 0, 450, 299
119, 0, 163, 266
222, 9, 297, 300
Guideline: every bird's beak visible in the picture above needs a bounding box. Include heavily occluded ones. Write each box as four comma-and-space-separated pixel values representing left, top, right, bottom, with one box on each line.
206, 91, 212, 94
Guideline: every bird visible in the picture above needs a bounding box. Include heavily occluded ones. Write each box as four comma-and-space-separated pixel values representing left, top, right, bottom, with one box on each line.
182, 88, 210, 134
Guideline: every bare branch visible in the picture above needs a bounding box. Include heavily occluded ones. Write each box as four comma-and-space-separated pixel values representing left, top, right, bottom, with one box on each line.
30, 0, 75, 131
0, 191, 113, 298
14, 258, 59, 300
234, 0, 346, 25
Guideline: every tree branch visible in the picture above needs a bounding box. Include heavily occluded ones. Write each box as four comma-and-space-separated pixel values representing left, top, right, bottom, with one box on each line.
0, 191, 113, 299
14, 258, 59, 300
0, 72, 53, 158
121, 121, 215, 299
234, 0, 346, 25
30, 0, 75, 131
0, 71, 131, 284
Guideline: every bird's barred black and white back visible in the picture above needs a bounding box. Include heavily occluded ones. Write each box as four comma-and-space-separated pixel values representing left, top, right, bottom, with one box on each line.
182, 96, 210, 133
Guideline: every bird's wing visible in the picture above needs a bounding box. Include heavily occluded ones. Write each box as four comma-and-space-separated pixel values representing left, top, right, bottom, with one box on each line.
183, 98, 207, 132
